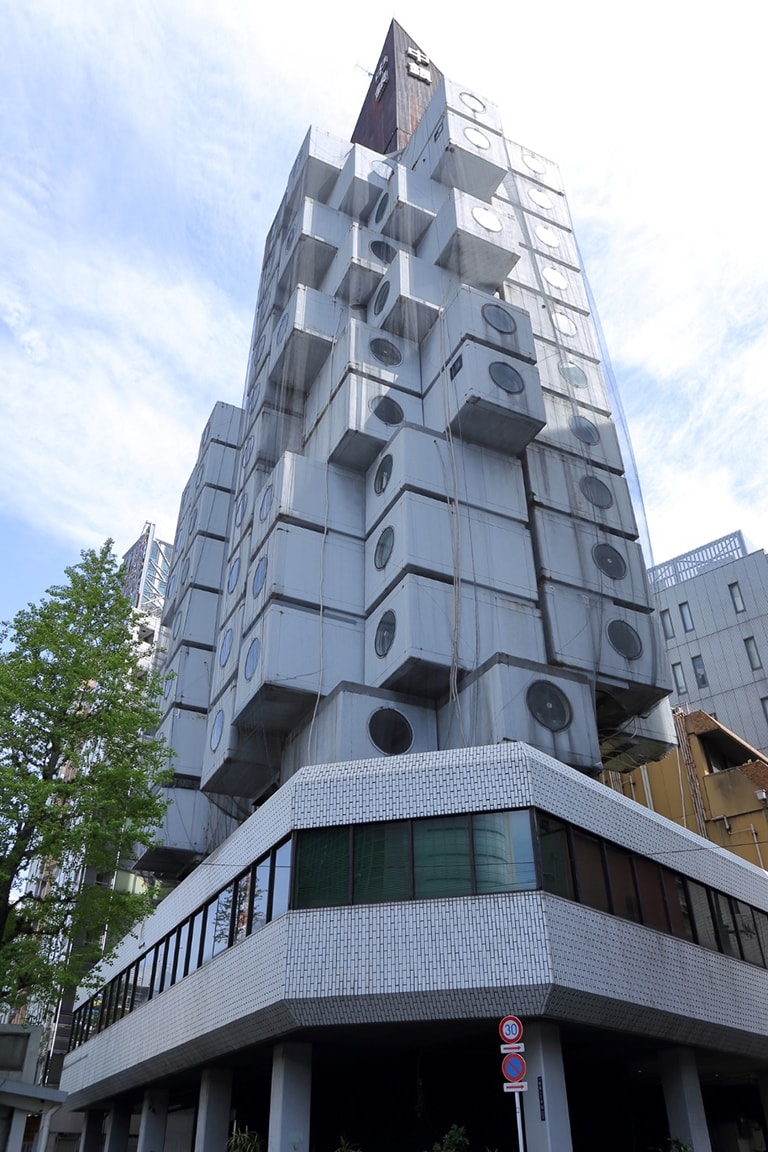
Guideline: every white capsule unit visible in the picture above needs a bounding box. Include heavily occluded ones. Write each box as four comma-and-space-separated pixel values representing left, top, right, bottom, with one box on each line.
365, 490, 536, 613
239, 408, 303, 485
526, 444, 638, 538
367, 251, 447, 343
502, 140, 565, 195
417, 188, 520, 293
507, 249, 591, 314
163, 535, 225, 627
438, 658, 602, 774
503, 282, 599, 361
201, 683, 282, 799
277, 197, 347, 294
365, 426, 528, 534
283, 126, 349, 212
219, 533, 250, 625
181, 487, 233, 556
518, 215, 580, 273
210, 604, 243, 703
423, 340, 545, 455
253, 452, 365, 552
268, 285, 343, 391
370, 164, 444, 246
281, 684, 438, 776
305, 373, 422, 471
365, 574, 546, 696
410, 109, 508, 202
200, 402, 242, 448
499, 171, 573, 232
440, 78, 505, 136
536, 391, 623, 473
167, 587, 221, 655
321, 316, 424, 399
327, 143, 389, 221
156, 706, 208, 779
533, 340, 611, 415
190, 440, 238, 496
532, 508, 651, 611
243, 525, 365, 634
233, 604, 365, 734
133, 787, 212, 875
600, 698, 677, 774
321, 223, 393, 307
420, 285, 536, 389
161, 644, 213, 715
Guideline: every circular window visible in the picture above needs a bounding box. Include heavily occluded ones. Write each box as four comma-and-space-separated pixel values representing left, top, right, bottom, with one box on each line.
254, 333, 266, 362
464, 125, 491, 150
227, 557, 241, 594
276, 312, 289, 344
181, 558, 190, 584
534, 225, 560, 248
201, 422, 210, 445
219, 628, 233, 668
607, 619, 643, 660
374, 193, 389, 224
370, 394, 404, 425
285, 224, 296, 251
163, 673, 172, 699
489, 361, 525, 394
195, 464, 203, 489
579, 475, 614, 509
559, 361, 587, 387
374, 454, 393, 494
592, 543, 627, 580
242, 435, 255, 466
368, 708, 414, 755
374, 610, 396, 657
209, 710, 224, 752
552, 312, 578, 337
526, 681, 572, 731
569, 415, 600, 445
369, 337, 402, 367
482, 303, 517, 335
248, 380, 261, 412
542, 266, 569, 291
460, 90, 486, 113
244, 637, 261, 681
373, 281, 390, 317
374, 526, 395, 569
528, 187, 553, 210
259, 485, 273, 522
472, 206, 503, 233
522, 153, 547, 175
235, 492, 248, 527
252, 555, 268, 598
180, 486, 189, 509
166, 573, 177, 602
172, 612, 182, 640
187, 507, 198, 539
370, 238, 397, 264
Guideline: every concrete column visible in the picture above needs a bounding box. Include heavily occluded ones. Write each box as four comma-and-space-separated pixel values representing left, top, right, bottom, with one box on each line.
194, 1068, 233, 1152
5, 1108, 31, 1152
267, 1042, 312, 1152
137, 1088, 168, 1152
660, 1047, 712, 1152
520, 1021, 573, 1152
103, 1105, 132, 1152
757, 1074, 768, 1143
78, 1110, 104, 1152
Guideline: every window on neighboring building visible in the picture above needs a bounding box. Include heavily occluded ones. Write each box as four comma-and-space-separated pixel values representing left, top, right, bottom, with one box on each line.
679, 601, 694, 632
745, 636, 763, 671
660, 609, 674, 640
729, 582, 746, 613
672, 662, 687, 694
691, 655, 708, 688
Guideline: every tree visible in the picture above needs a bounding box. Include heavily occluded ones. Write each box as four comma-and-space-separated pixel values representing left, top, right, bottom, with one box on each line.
0, 542, 172, 1017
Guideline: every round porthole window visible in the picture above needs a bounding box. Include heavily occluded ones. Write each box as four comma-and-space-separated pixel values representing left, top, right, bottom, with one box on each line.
370, 394, 404, 425
526, 680, 572, 731
534, 224, 560, 248
569, 415, 600, 445
276, 312, 289, 344
166, 573, 177, 602
374, 526, 395, 569
244, 637, 261, 681
242, 435, 254, 466
374, 610, 396, 657
607, 619, 643, 660
464, 125, 491, 150
370, 238, 397, 264
489, 361, 525, 394
235, 492, 248, 527
195, 464, 203, 489
227, 557, 240, 594
254, 333, 266, 363
163, 673, 173, 699
369, 337, 402, 366
210, 710, 224, 752
368, 708, 414, 755
374, 454, 393, 494
219, 628, 233, 667
180, 486, 189, 509
201, 422, 210, 445
285, 223, 296, 251
472, 205, 503, 233
248, 380, 261, 412
460, 90, 486, 113
579, 475, 614, 509
374, 193, 389, 225
252, 555, 268, 598
528, 187, 553, 210
552, 312, 578, 337
172, 612, 182, 640
482, 303, 517, 335
542, 266, 569, 291
187, 507, 198, 539
181, 558, 190, 584
373, 281, 390, 316
259, 485, 273, 521
523, 153, 547, 175
559, 361, 587, 387
592, 543, 627, 580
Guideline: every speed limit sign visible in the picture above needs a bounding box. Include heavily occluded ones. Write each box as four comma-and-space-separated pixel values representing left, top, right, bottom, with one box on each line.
499, 1016, 524, 1044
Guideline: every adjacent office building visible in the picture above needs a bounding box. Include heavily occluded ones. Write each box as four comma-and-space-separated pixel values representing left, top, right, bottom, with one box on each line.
58, 24, 768, 1152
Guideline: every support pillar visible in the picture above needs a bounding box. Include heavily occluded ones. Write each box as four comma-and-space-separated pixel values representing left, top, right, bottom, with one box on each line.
5, 1108, 31, 1152
267, 1043, 311, 1152
103, 1104, 132, 1152
78, 1110, 104, 1152
520, 1022, 573, 1152
194, 1068, 233, 1152
137, 1088, 168, 1152
660, 1047, 712, 1152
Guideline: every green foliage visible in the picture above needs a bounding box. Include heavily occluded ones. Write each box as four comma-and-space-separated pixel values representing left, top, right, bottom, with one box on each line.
227, 1128, 264, 1152
0, 542, 172, 1016
332, 1140, 361, 1152
428, 1126, 470, 1152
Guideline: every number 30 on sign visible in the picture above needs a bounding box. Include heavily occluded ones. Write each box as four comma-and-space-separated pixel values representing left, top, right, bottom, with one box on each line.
499, 1016, 523, 1044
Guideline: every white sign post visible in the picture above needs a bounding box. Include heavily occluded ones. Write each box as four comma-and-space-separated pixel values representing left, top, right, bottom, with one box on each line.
499, 1017, 527, 1152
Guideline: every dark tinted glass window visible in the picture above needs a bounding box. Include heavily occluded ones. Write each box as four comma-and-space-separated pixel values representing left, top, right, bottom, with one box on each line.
571, 831, 610, 913
687, 881, 718, 951
473, 811, 537, 893
732, 900, 764, 967
662, 871, 695, 942
353, 822, 411, 903
413, 816, 472, 898
294, 828, 349, 908
537, 813, 574, 899
271, 840, 293, 919
711, 892, 742, 959
604, 843, 641, 922
633, 857, 670, 933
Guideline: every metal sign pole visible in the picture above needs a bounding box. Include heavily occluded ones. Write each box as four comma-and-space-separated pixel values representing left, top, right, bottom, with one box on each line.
514, 1090, 526, 1152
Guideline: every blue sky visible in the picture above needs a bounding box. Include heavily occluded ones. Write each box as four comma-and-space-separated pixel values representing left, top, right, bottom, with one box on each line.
1, 0, 765, 623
